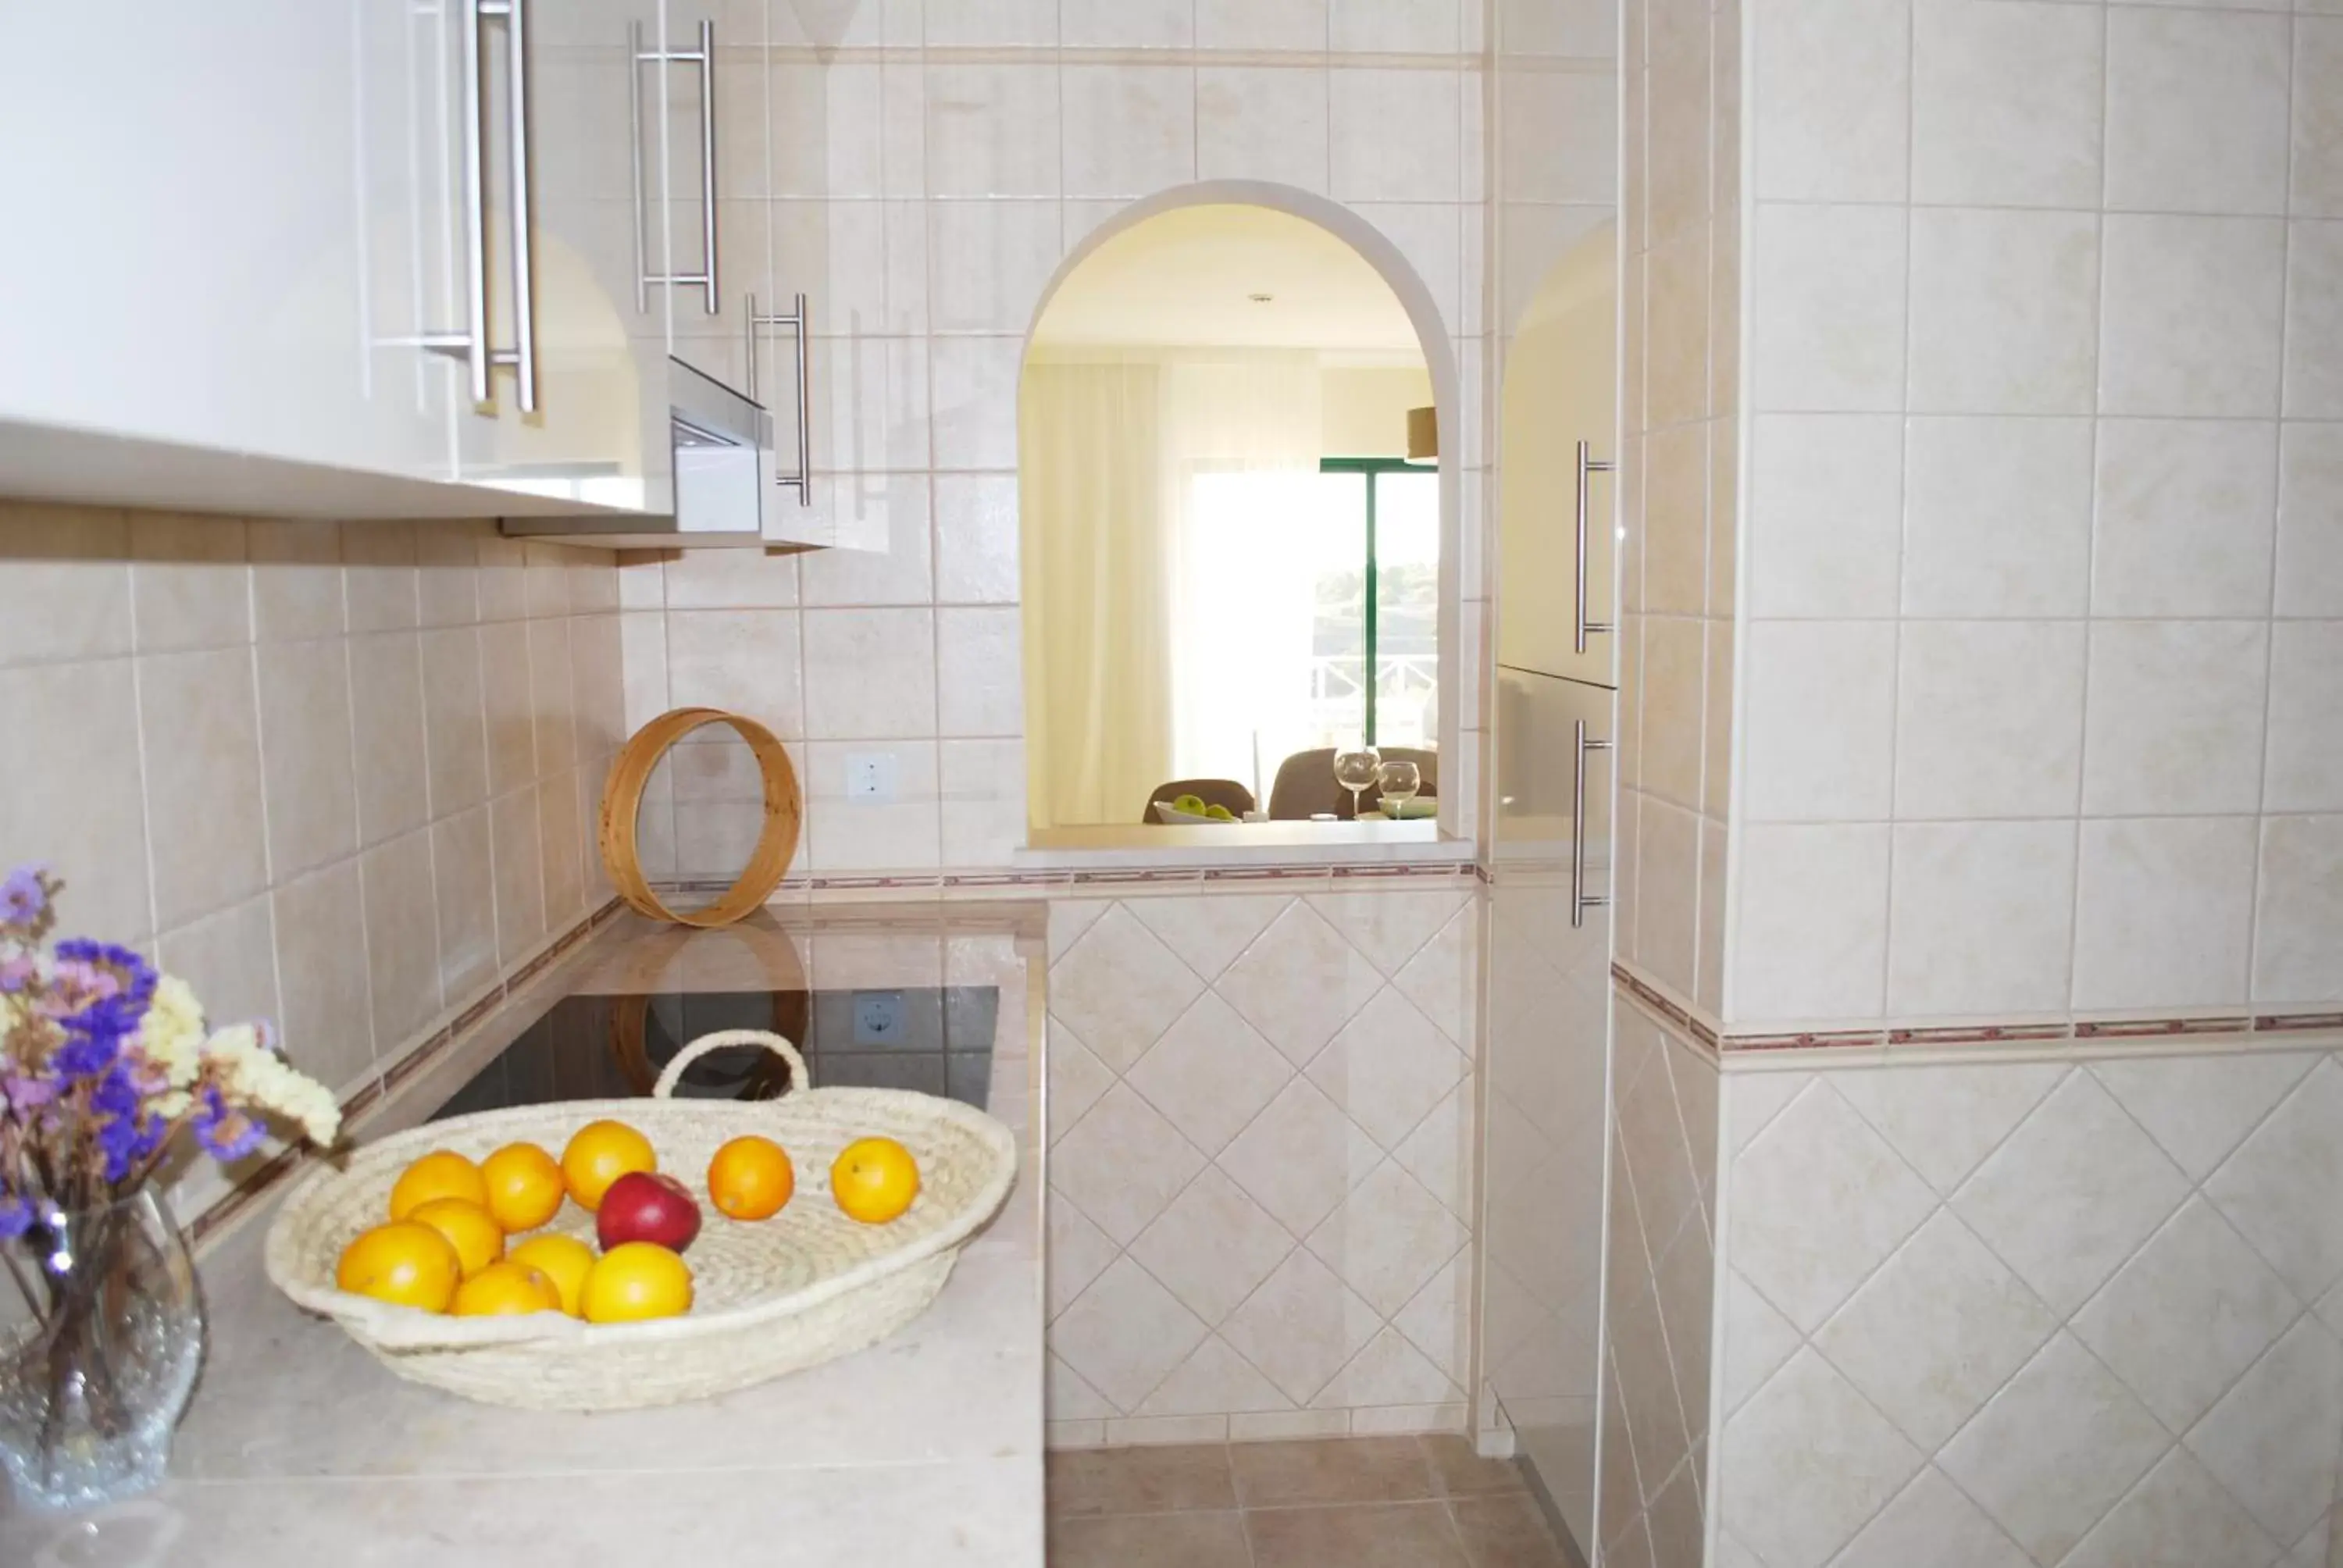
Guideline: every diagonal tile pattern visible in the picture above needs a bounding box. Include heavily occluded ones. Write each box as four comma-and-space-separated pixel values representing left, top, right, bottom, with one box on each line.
1717, 1046, 2343, 1568
1599, 997, 1721, 1566
1044, 888, 1481, 1441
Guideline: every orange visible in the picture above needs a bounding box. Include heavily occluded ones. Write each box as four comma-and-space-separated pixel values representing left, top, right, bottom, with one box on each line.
480, 1142, 566, 1232
830, 1136, 920, 1225
387, 1149, 488, 1222
335, 1221, 462, 1313
561, 1119, 657, 1212
708, 1135, 794, 1221
580, 1242, 694, 1324
508, 1233, 596, 1318
450, 1260, 563, 1317
406, 1196, 505, 1279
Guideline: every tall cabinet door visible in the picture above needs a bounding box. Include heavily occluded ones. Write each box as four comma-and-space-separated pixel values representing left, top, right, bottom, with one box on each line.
1481, 665, 1616, 1560
450, 0, 672, 515
1497, 223, 1619, 687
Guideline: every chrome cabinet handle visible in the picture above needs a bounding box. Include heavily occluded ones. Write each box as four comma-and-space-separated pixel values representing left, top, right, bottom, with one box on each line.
1575, 439, 1615, 654
488, 0, 537, 412
421, 0, 533, 413
628, 19, 647, 315
747, 293, 812, 508
632, 20, 719, 313
1571, 718, 1614, 929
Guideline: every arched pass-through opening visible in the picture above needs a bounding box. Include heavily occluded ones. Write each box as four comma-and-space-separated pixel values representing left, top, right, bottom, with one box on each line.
1016, 182, 1465, 847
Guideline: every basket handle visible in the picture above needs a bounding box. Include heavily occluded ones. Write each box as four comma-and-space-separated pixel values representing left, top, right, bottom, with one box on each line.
652, 1029, 811, 1099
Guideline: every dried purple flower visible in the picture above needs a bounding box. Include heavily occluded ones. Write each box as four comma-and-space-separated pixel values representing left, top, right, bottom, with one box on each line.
0, 867, 46, 926
192, 1088, 266, 1163
48, 939, 157, 1043
0, 1072, 57, 1113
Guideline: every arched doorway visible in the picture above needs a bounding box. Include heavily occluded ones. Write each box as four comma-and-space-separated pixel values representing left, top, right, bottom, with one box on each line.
1017, 185, 1461, 837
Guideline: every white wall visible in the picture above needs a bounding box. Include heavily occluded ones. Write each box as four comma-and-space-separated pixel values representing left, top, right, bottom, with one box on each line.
1726, 0, 2343, 1029
1322, 365, 1435, 456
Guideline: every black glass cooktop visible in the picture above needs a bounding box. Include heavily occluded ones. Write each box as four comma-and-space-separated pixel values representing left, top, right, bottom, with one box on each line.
429, 988, 998, 1123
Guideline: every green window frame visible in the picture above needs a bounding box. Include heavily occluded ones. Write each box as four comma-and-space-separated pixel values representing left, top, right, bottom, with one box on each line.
1319, 456, 1435, 746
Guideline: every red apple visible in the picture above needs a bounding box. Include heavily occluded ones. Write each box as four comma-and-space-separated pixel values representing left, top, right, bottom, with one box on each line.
596, 1171, 701, 1255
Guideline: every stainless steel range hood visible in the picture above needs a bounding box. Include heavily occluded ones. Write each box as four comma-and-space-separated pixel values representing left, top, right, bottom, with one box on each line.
501, 358, 781, 551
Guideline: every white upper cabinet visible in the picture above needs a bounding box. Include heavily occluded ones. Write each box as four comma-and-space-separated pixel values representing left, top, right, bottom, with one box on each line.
0, 0, 674, 519
0, 5, 376, 471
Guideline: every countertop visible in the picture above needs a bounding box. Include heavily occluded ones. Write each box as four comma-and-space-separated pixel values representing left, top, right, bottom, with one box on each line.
0, 907, 1047, 1566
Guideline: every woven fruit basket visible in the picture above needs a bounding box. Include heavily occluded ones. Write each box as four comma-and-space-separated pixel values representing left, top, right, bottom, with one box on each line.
263, 1031, 1017, 1411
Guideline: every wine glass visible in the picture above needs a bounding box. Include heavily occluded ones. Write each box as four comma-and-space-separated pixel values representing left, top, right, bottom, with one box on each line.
1332, 747, 1382, 820
1376, 759, 1421, 818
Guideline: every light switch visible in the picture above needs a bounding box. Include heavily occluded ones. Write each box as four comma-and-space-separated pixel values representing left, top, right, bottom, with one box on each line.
845, 751, 898, 801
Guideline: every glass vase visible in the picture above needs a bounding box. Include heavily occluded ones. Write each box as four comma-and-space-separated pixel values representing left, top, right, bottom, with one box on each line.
0, 1188, 202, 1509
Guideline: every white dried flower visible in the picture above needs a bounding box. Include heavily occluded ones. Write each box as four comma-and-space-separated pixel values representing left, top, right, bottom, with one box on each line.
132, 975, 207, 1086
203, 1025, 341, 1149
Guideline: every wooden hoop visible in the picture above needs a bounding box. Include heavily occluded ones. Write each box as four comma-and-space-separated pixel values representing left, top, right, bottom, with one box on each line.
598, 707, 802, 927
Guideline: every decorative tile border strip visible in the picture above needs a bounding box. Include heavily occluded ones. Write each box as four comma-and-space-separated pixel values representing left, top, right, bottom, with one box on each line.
184, 896, 626, 1252
1609, 957, 2343, 1058
1610, 965, 1721, 1056
655, 858, 1480, 897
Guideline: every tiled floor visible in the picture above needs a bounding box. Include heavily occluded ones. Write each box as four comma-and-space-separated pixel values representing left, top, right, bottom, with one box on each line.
1046, 1435, 1576, 1567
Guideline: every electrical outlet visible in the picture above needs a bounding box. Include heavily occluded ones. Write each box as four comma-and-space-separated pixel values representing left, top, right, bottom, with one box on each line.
853, 990, 905, 1045
845, 751, 898, 801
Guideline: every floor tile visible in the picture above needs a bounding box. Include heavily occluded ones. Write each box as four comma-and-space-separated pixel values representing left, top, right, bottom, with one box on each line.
1229, 1435, 1439, 1507
1451, 1493, 1572, 1568
1422, 1434, 1531, 1497
1246, 1501, 1473, 1567
1049, 1510, 1254, 1568
1047, 1443, 1237, 1517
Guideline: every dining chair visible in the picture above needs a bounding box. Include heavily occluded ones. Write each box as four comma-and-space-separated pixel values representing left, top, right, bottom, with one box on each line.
1266, 747, 1439, 819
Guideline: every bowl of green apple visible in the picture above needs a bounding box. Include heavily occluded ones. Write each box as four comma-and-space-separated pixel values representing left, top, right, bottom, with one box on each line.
1154, 794, 1244, 824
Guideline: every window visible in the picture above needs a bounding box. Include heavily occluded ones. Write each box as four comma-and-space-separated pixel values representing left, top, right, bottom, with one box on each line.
1314, 458, 1438, 752
1172, 458, 1437, 789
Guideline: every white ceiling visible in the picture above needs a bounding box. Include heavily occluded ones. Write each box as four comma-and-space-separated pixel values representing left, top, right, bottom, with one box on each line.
1030, 204, 1425, 358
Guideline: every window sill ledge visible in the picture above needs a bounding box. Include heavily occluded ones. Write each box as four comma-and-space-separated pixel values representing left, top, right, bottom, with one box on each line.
1015, 820, 1473, 873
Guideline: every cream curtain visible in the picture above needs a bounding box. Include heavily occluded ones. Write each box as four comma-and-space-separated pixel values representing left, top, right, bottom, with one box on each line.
1022, 351, 1325, 827
1021, 359, 1172, 828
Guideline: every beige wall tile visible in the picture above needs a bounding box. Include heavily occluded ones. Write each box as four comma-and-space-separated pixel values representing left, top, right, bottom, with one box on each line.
431, 804, 498, 1007
490, 785, 547, 965
255, 639, 358, 880
0, 503, 133, 667
349, 631, 430, 847
343, 522, 419, 633
141, 646, 268, 930
130, 513, 249, 653
479, 620, 539, 795
272, 857, 375, 1096
360, 829, 441, 1051
1198, 69, 1332, 194
1062, 65, 1196, 201
804, 607, 937, 739
1199, 0, 1328, 52
155, 893, 281, 1039
248, 519, 345, 643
